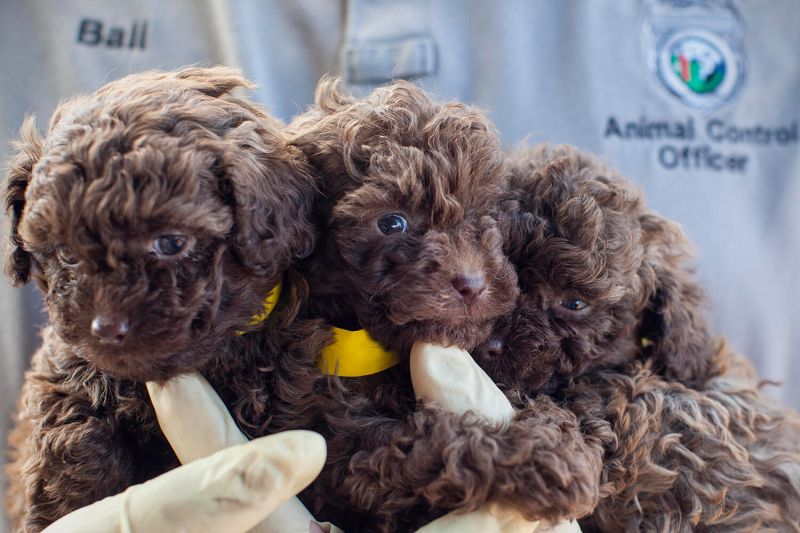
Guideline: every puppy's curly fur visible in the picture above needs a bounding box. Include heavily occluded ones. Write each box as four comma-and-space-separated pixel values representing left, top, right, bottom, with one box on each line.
4, 67, 317, 531
240, 81, 602, 532
570, 352, 800, 532
477, 144, 800, 531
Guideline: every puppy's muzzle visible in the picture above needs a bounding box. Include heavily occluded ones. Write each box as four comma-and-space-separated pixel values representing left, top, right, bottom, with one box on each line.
451, 273, 486, 306
91, 314, 130, 345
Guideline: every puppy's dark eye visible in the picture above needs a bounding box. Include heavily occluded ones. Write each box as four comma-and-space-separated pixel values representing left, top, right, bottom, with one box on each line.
561, 298, 589, 311
153, 235, 189, 256
377, 214, 408, 235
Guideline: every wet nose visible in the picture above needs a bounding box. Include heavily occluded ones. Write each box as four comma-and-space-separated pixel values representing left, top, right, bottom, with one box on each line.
451, 274, 486, 305
91, 315, 130, 345
476, 336, 504, 361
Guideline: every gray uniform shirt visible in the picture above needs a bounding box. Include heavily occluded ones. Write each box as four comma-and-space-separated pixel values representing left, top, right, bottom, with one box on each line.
1, 1, 798, 529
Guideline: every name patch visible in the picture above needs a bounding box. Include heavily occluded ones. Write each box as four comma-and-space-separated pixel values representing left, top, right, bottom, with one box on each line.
77, 18, 148, 50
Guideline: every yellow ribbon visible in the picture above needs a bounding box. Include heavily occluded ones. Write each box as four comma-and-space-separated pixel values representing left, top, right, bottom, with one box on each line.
318, 327, 400, 377
236, 279, 282, 335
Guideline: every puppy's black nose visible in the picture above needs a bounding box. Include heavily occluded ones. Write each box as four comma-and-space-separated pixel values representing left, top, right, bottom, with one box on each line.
91, 315, 130, 345
452, 274, 486, 305
476, 337, 504, 360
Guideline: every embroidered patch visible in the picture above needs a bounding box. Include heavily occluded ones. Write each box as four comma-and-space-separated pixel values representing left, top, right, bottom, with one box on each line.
644, 0, 745, 113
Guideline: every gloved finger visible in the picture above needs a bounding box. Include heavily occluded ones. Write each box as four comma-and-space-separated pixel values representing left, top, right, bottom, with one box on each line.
410, 342, 514, 422
147, 372, 327, 533
147, 372, 248, 463
415, 504, 540, 533
43, 431, 326, 533
411, 345, 546, 532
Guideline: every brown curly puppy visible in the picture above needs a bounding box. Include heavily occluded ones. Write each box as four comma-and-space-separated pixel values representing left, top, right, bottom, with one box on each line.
4, 67, 316, 531
477, 144, 800, 531
478, 144, 716, 393
242, 81, 602, 532
290, 78, 519, 353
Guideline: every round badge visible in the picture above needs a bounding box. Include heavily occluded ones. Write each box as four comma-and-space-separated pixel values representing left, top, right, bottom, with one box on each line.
656, 28, 742, 111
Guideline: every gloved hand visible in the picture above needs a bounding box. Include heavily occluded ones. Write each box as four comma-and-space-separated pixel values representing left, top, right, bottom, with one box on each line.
145, 344, 582, 533
410, 343, 583, 533
44, 343, 582, 533
39, 343, 580, 533
42, 429, 326, 533
147, 370, 534, 533
146, 372, 340, 533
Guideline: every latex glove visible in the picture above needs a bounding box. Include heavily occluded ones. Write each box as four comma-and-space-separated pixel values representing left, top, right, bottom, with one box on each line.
149, 371, 533, 533
42, 430, 325, 533
410, 342, 515, 422
147, 373, 341, 533
147, 349, 580, 533
410, 343, 582, 533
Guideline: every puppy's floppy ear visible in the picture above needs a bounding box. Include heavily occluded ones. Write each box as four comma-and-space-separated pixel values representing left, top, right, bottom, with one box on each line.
4, 116, 43, 286
218, 123, 317, 277
637, 213, 716, 385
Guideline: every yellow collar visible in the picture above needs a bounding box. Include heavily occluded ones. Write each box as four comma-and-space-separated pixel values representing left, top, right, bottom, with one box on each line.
318, 327, 400, 377
237, 279, 282, 335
